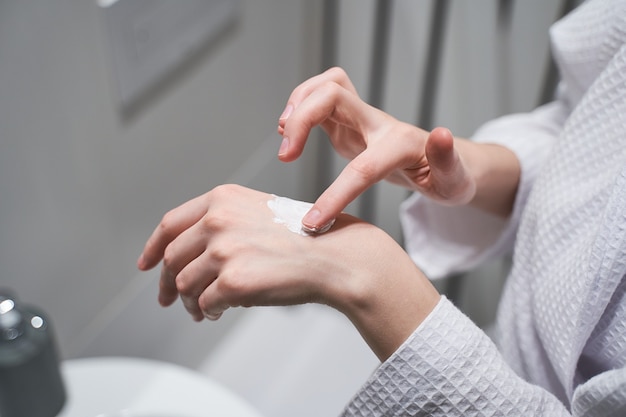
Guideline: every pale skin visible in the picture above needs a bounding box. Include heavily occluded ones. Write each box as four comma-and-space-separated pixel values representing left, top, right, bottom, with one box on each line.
277, 67, 520, 229
138, 185, 439, 361
137, 67, 521, 362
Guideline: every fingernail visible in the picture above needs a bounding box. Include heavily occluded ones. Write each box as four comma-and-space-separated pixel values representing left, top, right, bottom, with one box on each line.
303, 208, 337, 234
204, 312, 223, 321
279, 104, 293, 120
278, 137, 289, 156
302, 208, 328, 229
302, 218, 336, 234
303, 208, 322, 228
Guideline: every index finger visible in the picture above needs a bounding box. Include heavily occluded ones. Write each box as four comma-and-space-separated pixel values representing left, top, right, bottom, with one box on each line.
301, 153, 386, 232
137, 194, 210, 271
302, 133, 417, 231
278, 67, 358, 128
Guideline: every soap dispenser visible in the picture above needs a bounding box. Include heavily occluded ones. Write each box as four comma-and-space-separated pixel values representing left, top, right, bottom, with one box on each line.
0, 291, 66, 417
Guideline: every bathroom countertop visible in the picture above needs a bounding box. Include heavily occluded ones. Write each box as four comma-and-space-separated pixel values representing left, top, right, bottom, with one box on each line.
56, 356, 263, 417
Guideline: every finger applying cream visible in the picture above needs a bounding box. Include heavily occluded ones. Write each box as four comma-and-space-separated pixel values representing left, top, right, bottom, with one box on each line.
267, 195, 335, 235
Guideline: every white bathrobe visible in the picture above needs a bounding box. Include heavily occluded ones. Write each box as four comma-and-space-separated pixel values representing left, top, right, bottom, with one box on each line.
342, 0, 626, 415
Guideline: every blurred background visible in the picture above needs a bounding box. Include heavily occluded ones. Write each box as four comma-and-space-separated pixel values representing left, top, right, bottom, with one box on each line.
0, 0, 574, 416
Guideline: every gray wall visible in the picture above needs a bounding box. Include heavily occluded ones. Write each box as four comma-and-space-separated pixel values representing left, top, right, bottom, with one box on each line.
0, 0, 567, 376
334, 0, 563, 326
0, 0, 322, 367
335, 0, 562, 240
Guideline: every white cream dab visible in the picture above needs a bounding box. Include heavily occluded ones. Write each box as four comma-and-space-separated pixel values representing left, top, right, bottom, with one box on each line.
267, 195, 335, 236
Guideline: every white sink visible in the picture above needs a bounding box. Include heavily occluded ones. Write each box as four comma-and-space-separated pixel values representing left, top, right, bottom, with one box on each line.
56, 357, 263, 417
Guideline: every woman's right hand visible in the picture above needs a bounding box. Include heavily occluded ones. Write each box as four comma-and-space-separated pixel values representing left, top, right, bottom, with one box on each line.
137, 184, 441, 362
277, 67, 478, 232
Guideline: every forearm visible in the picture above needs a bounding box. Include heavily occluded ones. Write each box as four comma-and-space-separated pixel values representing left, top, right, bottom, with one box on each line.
323, 224, 441, 362
455, 138, 521, 218
344, 271, 440, 363
457, 100, 568, 218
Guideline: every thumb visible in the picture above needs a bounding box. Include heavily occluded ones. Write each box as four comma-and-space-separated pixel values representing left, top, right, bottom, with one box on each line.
425, 127, 475, 204
425, 127, 457, 175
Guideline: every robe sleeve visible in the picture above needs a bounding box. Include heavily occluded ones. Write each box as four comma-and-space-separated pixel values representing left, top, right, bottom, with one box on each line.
340, 296, 626, 417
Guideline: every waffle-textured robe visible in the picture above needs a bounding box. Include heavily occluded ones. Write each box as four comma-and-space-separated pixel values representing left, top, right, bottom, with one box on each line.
342, 0, 626, 415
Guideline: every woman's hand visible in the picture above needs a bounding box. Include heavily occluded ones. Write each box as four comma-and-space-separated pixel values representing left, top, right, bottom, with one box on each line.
277, 67, 478, 232
137, 184, 440, 361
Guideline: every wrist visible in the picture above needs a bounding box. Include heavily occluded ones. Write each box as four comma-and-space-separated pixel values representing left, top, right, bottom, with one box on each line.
327, 227, 440, 362
456, 140, 521, 217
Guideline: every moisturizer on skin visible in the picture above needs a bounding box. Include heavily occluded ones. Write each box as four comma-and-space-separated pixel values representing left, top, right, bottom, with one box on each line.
267, 195, 335, 236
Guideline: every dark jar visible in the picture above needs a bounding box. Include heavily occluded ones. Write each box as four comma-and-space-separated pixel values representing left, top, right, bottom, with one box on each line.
0, 291, 66, 417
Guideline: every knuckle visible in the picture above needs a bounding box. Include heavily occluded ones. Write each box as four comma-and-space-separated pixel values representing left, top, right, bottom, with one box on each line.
175, 273, 195, 297
320, 80, 342, 99
197, 296, 212, 317
210, 183, 240, 200
158, 210, 177, 237
200, 211, 220, 231
162, 244, 176, 269
216, 271, 247, 308
207, 244, 229, 264
201, 185, 242, 231
200, 209, 233, 233
327, 66, 348, 81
